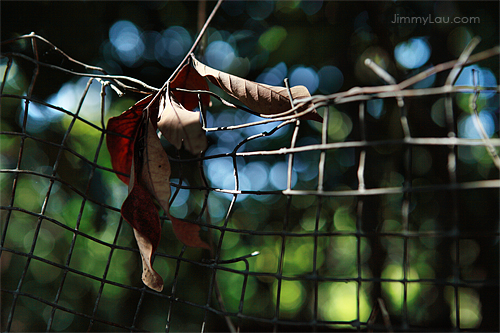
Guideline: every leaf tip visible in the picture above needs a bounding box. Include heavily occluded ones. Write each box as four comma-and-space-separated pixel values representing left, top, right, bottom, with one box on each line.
142, 265, 164, 292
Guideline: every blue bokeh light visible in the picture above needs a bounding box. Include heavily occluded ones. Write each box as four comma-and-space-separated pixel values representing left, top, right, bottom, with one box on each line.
170, 179, 190, 208
19, 80, 78, 133
19, 103, 61, 134
155, 26, 192, 68
317, 65, 343, 94
410, 66, 436, 89
458, 109, 497, 139
289, 66, 319, 94
270, 161, 298, 189
241, 161, 270, 191
206, 157, 234, 191
394, 37, 431, 69
207, 195, 228, 223
454, 65, 498, 98
294, 137, 321, 183
242, 114, 289, 139
204, 150, 251, 202
367, 99, 385, 119
109, 20, 145, 67
205, 41, 236, 71
217, 131, 241, 150
256, 62, 288, 86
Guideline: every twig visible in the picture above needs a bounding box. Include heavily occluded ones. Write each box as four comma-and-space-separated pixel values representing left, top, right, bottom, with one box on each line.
284, 77, 295, 108
2, 51, 156, 95
146, 0, 224, 112
289, 45, 499, 107
1, 32, 104, 73
197, 0, 208, 57
445, 37, 481, 86
1, 33, 157, 95
364, 58, 404, 108
364, 58, 397, 85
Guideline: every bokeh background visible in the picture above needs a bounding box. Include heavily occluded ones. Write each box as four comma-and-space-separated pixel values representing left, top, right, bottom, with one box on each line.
1, 1, 499, 332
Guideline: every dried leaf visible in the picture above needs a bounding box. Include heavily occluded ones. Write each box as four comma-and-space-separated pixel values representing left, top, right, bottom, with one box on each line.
171, 62, 211, 110
141, 120, 172, 213
140, 120, 208, 249
157, 91, 207, 155
106, 94, 158, 185
169, 214, 210, 249
121, 173, 164, 292
191, 56, 322, 122
132, 228, 163, 292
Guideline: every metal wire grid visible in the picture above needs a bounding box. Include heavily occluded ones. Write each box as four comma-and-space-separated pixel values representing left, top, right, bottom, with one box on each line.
1, 36, 499, 332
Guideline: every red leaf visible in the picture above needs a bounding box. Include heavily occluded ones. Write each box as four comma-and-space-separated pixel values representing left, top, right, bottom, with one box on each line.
169, 214, 210, 249
121, 178, 164, 292
106, 94, 159, 185
171, 62, 211, 110
122, 181, 161, 251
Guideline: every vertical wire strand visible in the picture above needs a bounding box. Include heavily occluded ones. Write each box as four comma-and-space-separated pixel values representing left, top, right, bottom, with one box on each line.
272, 78, 301, 332
86, 82, 122, 331
312, 105, 329, 331
46, 78, 96, 331
443, 37, 480, 331
445, 93, 461, 331
88, 220, 124, 331
5, 35, 41, 331
0, 57, 14, 250
400, 102, 412, 332
166, 246, 186, 333
202, 195, 237, 333
356, 101, 367, 330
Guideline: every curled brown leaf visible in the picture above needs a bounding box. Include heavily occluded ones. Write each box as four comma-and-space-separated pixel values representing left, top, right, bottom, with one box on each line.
191, 55, 322, 122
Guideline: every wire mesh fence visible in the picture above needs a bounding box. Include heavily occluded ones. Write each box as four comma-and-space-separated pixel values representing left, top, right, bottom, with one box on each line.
1, 31, 499, 333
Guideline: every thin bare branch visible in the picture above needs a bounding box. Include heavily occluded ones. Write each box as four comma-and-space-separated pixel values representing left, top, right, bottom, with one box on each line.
364, 58, 404, 107
147, 0, 224, 113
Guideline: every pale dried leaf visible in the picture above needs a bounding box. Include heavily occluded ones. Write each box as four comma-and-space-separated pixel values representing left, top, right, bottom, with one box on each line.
157, 91, 207, 155
191, 56, 320, 120
133, 228, 164, 292
141, 120, 171, 213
